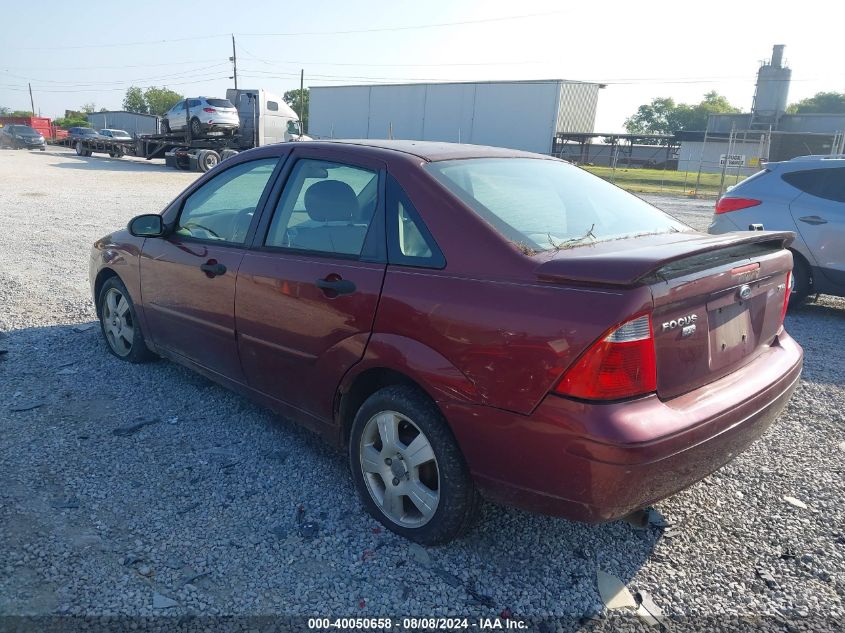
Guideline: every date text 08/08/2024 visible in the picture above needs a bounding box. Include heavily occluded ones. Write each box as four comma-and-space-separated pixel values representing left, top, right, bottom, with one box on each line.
307, 617, 528, 630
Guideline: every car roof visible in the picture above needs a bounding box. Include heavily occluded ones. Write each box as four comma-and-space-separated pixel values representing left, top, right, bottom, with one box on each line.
766, 155, 845, 170
296, 139, 555, 162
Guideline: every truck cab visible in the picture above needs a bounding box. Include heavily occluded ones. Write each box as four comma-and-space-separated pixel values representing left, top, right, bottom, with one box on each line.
226, 88, 309, 149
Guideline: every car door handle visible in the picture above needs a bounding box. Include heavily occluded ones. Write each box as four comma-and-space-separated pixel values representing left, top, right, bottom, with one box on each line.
315, 277, 356, 295
798, 215, 827, 225
200, 260, 227, 277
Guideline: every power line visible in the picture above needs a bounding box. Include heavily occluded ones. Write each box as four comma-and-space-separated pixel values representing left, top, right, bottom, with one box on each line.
0, 75, 231, 93
237, 10, 563, 37
1, 63, 230, 87
9, 10, 561, 51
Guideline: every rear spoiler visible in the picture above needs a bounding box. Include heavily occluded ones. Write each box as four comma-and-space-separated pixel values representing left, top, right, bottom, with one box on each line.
534, 230, 795, 287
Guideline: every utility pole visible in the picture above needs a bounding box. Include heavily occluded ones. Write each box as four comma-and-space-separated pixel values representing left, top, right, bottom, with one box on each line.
299, 69, 305, 130
28, 83, 35, 116
230, 35, 238, 89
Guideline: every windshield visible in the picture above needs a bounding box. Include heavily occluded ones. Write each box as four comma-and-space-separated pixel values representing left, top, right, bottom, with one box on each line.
426, 158, 687, 251
110, 130, 130, 136
80, 128, 97, 135
206, 98, 235, 108
14, 126, 38, 136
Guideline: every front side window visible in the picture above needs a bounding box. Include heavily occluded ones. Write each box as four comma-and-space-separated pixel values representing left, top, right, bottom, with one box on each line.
176, 158, 279, 244
265, 159, 378, 256
426, 158, 687, 252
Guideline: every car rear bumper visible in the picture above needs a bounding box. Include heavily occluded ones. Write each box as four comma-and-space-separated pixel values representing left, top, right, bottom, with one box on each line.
443, 330, 803, 522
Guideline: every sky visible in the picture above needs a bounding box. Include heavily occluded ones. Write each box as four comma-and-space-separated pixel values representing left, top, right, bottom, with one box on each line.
1, 0, 843, 132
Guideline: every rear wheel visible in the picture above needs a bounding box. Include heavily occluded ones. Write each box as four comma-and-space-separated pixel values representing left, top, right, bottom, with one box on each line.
190, 117, 203, 137
98, 277, 154, 363
349, 385, 479, 545
75, 141, 86, 156
197, 149, 220, 172
789, 252, 812, 307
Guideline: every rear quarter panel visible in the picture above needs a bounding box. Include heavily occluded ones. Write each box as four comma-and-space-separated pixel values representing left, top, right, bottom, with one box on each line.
373, 266, 653, 413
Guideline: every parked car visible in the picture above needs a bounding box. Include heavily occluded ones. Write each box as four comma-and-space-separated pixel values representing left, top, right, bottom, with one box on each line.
90, 141, 803, 544
160, 97, 239, 137
99, 129, 133, 141
0, 124, 46, 150
67, 127, 103, 142
709, 155, 845, 305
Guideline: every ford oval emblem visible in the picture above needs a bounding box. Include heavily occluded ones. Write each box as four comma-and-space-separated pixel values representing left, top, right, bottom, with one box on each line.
738, 284, 752, 300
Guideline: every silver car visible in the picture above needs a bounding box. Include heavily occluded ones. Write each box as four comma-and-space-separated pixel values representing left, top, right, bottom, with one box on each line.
99, 129, 133, 141
709, 155, 845, 305
161, 97, 240, 137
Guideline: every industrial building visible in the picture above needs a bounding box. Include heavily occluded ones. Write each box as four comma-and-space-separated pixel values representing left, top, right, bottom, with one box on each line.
308, 79, 604, 155
86, 111, 159, 137
678, 45, 845, 174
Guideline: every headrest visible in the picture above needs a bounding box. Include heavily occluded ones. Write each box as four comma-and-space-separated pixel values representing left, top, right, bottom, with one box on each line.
304, 180, 358, 222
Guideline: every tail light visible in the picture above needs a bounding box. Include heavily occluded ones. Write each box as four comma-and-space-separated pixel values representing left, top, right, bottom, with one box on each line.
780, 271, 792, 324
554, 314, 656, 401
715, 197, 762, 214
203, 107, 216, 113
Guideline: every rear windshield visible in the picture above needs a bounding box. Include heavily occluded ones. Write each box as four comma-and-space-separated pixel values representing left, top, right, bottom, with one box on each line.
206, 99, 235, 108
426, 158, 687, 251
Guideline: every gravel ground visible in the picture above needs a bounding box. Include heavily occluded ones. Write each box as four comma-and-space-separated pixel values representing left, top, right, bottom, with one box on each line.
1, 148, 843, 631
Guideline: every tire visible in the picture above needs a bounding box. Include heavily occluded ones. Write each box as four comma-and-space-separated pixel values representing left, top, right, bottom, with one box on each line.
197, 149, 220, 173
75, 141, 85, 156
349, 385, 480, 545
190, 117, 203, 138
220, 149, 238, 161
161, 119, 170, 134
98, 277, 155, 363
789, 252, 812, 307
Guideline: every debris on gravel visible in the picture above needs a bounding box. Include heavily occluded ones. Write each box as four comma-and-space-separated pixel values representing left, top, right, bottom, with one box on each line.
0, 149, 843, 625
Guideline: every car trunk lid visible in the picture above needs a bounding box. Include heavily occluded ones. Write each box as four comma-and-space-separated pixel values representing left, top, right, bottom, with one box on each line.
535, 230, 794, 399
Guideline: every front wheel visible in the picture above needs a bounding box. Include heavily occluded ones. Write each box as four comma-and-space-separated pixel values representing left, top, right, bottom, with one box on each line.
349, 385, 479, 545
98, 277, 155, 363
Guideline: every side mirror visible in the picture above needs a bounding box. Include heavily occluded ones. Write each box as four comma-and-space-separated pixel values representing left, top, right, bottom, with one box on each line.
128, 214, 165, 237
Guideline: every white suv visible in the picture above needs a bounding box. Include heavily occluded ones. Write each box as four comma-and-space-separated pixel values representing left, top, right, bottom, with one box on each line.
161, 97, 240, 137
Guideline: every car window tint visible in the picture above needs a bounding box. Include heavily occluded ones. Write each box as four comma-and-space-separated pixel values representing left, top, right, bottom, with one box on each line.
782, 169, 831, 199
825, 168, 845, 203
426, 158, 686, 251
176, 158, 279, 244
265, 159, 378, 256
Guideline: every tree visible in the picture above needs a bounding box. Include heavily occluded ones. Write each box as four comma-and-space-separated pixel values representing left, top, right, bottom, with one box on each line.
143, 87, 182, 116
122, 86, 148, 114
787, 91, 845, 114
80, 103, 96, 114
53, 116, 90, 129
283, 88, 309, 132
0, 107, 35, 117
624, 92, 741, 141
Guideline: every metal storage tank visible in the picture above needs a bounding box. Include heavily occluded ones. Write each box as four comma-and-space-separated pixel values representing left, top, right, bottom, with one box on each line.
309, 79, 603, 154
86, 111, 159, 137
751, 45, 791, 124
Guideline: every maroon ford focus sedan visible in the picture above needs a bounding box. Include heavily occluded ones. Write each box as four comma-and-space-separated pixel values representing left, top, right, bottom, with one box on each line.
90, 140, 803, 544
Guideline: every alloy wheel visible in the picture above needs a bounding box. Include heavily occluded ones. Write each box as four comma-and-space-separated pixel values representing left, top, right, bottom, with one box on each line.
101, 287, 134, 357
358, 410, 440, 528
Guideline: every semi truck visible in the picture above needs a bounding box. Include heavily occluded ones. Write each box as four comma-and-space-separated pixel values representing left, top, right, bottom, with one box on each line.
68, 88, 306, 172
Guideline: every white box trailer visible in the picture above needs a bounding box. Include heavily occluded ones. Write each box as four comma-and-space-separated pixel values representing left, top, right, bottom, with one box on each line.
309, 79, 602, 155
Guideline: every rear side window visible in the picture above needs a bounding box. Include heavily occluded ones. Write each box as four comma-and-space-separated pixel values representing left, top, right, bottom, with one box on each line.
783, 167, 845, 203
426, 158, 686, 252
386, 175, 445, 268
265, 159, 379, 257
266, 101, 279, 111
206, 98, 235, 108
